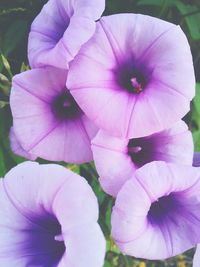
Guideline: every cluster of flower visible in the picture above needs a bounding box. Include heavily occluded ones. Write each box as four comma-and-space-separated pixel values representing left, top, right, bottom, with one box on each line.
1, 0, 200, 266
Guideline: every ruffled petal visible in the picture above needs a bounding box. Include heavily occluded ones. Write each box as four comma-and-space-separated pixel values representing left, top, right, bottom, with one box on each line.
59, 224, 105, 267
28, 0, 105, 69
1, 162, 105, 266
112, 162, 200, 259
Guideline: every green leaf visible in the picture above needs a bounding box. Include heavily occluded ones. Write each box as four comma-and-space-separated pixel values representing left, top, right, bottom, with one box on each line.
137, 0, 173, 7
0, 101, 9, 108
193, 83, 200, 115
175, 1, 200, 40
66, 164, 80, 174
0, 54, 12, 79
0, 145, 6, 177
20, 62, 30, 72
192, 84, 200, 130
103, 260, 112, 267
193, 131, 200, 151
2, 20, 28, 56
0, 73, 11, 96
137, 0, 163, 6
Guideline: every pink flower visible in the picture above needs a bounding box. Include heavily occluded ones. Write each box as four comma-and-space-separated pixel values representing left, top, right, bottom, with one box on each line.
111, 161, 200, 260
0, 161, 105, 266
28, 0, 105, 69
68, 14, 195, 138
92, 121, 193, 196
10, 67, 98, 163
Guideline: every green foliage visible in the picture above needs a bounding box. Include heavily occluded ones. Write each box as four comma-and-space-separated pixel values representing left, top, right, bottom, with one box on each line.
0, 0, 199, 266
2, 20, 28, 56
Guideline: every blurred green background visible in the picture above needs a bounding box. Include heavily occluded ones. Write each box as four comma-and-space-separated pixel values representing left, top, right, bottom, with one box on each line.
0, 0, 200, 266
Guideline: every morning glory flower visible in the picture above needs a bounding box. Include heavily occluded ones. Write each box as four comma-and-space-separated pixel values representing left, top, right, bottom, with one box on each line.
92, 121, 193, 197
111, 161, 200, 260
10, 67, 98, 163
67, 14, 195, 138
28, 0, 105, 69
0, 161, 105, 266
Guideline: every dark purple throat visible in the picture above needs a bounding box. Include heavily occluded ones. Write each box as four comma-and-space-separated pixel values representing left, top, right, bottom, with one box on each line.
147, 193, 179, 225
115, 61, 148, 94
52, 90, 82, 120
128, 137, 156, 168
25, 213, 65, 266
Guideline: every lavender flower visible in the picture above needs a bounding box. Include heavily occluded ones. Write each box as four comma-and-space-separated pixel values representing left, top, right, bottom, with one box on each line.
111, 161, 200, 260
92, 121, 193, 196
10, 67, 98, 163
0, 161, 105, 266
67, 14, 195, 138
28, 0, 105, 69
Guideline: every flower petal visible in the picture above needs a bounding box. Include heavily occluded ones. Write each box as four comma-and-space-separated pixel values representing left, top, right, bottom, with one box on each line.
59, 224, 105, 267
193, 245, 200, 267
92, 121, 193, 197
9, 127, 37, 160
10, 67, 97, 163
68, 14, 195, 138
112, 162, 200, 259
28, 0, 105, 69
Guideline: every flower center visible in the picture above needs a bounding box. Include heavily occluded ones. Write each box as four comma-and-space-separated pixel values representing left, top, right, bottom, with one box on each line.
52, 90, 82, 120
54, 233, 65, 242
26, 214, 66, 266
128, 138, 155, 167
130, 77, 143, 94
115, 61, 147, 94
147, 194, 178, 225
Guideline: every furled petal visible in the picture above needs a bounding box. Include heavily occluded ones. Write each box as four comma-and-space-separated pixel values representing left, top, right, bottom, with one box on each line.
92, 130, 135, 196
9, 127, 37, 160
92, 121, 193, 197
28, 0, 105, 69
112, 161, 200, 259
59, 224, 105, 267
68, 14, 195, 138
0, 161, 106, 266
10, 67, 98, 163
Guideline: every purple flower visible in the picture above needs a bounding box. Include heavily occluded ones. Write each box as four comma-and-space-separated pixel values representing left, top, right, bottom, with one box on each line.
67, 14, 195, 138
111, 161, 200, 260
193, 152, 200, 167
193, 245, 200, 267
92, 121, 193, 197
10, 67, 98, 163
10, 127, 37, 160
28, 0, 105, 69
0, 161, 105, 266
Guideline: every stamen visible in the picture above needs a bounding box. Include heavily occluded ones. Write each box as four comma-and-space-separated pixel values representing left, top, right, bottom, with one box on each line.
128, 146, 142, 154
55, 233, 64, 242
131, 77, 143, 94
63, 99, 71, 108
